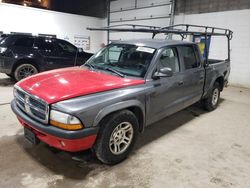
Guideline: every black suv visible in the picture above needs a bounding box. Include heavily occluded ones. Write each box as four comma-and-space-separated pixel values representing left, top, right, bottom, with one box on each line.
0, 34, 93, 81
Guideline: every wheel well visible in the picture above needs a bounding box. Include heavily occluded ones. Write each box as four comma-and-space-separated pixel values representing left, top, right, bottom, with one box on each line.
98, 106, 144, 133
12, 59, 39, 74
127, 106, 144, 133
215, 76, 224, 91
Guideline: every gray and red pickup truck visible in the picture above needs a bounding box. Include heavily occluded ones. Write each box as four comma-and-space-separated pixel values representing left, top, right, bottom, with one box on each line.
11, 24, 232, 164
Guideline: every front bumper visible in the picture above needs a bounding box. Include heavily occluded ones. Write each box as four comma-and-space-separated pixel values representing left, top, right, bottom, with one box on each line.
11, 100, 99, 152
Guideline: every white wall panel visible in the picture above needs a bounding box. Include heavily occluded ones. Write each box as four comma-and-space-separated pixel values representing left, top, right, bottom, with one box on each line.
109, 0, 172, 41
110, 6, 171, 23
109, 19, 170, 41
0, 3, 106, 53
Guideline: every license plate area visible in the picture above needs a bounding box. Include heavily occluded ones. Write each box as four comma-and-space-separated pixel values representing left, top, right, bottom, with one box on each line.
24, 128, 39, 145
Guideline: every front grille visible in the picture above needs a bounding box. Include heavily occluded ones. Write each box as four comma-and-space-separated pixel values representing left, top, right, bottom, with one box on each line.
14, 86, 49, 124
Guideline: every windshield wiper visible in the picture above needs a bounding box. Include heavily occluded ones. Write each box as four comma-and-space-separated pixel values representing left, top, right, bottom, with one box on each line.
84, 63, 125, 77
105, 67, 125, 77
84, 63, 95, 70
96, 66, 125, 78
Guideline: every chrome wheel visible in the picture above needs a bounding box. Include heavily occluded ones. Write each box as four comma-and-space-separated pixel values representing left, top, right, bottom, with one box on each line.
212, 88, 219, 106
18, 65, 36, 79
109, 122, 134, 155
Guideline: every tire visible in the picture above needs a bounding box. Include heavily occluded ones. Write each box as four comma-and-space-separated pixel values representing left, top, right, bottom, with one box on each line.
203, 82, 220, 111
93, 110, 139, 165
14, 64, 38, 81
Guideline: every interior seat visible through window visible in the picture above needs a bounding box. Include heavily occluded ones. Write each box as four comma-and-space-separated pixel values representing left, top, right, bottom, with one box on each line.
179, 45, 199, 69
159, 47, 180, 73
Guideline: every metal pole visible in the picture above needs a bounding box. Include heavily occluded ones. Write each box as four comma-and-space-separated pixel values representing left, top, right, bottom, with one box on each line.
205, 34, 208, 66
169, 0, 175, 26
107, 0, 110, 44
169, 0, 175, 39
227, 36, 230, 61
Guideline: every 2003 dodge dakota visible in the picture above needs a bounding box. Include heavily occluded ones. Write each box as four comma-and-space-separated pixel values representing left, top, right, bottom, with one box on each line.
11, 24, 232, 164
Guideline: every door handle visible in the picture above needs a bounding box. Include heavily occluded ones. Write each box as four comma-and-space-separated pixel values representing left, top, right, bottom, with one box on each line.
178, 81, 184, 86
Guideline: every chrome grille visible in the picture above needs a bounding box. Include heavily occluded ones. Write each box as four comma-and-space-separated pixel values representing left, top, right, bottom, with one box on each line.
14, 86, 49, 124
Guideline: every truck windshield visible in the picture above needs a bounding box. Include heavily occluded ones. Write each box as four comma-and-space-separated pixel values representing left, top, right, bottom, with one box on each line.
83, 44, 156, 78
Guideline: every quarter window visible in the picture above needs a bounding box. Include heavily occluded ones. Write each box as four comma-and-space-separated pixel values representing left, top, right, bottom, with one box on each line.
179, 45, 199, 69
14, 37, 34, 48
158, 48, 180, 73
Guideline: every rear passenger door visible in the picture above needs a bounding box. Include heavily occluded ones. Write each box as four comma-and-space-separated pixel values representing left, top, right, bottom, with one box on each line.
12, 36, 35, 55
177, 45, 205, 107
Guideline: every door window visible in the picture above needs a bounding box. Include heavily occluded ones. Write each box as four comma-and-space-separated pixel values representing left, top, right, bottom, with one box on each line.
158, 47, 180, 73
179, 45, 199, 69
56, 40, 77, 54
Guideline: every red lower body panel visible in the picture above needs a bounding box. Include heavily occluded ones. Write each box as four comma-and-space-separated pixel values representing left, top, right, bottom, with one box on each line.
18, 117, 97, 152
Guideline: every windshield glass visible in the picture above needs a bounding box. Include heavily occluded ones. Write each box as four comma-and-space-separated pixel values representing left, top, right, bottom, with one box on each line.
82, 44, 156, 78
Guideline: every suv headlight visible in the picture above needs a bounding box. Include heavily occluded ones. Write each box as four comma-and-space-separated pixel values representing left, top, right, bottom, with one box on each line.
0, 47, 7, 54
50, 110, 83, 130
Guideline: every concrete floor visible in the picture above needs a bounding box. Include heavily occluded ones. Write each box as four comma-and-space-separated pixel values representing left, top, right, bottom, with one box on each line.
0, 73, 250, 188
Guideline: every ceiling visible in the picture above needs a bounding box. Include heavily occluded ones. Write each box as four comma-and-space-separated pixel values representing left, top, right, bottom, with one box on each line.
1, 0, 108, 18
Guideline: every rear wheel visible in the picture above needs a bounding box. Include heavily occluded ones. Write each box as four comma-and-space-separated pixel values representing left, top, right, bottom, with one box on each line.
203, 82, 220, 111
14, 64, 38, 81
93, 110, 139, 165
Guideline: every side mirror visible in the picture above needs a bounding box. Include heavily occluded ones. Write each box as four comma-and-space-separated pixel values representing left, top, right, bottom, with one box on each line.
153, 67, 173, 79
78, 48, 84, 53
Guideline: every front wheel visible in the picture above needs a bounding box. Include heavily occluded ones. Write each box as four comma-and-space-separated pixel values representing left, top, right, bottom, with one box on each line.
93, 110, 139, 165
14, 64, 38, 81
202, 82, 221, 111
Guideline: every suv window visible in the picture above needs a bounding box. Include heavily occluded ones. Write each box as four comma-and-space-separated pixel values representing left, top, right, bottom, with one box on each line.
35, 38, 55, 52
14, 37, 34, 48
158, 47, 180, 73
56, 40, 76, 53
179, 45, 199, 69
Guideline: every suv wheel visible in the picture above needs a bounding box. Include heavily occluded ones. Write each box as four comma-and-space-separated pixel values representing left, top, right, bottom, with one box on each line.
14, 64, 38, 81
94, 110, 139, 165
203, 82, 220, 111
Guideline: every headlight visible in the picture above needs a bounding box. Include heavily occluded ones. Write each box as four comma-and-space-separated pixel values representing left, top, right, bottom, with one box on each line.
0, 47, 7, 54
50, 110, 83, 130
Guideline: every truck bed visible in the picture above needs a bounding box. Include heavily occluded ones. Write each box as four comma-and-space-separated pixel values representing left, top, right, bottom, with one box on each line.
208, 59, 226, 64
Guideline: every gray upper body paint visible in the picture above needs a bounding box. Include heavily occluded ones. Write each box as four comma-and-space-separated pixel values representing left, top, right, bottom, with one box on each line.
52, 39, 230, 131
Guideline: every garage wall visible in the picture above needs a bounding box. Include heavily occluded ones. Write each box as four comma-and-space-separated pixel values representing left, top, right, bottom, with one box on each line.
109, 0, 173, 41
0, 3, 106, 53
174, 9, 250, 88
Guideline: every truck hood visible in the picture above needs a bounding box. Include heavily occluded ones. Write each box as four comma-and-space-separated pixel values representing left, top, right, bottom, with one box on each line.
17, 67, 145, 104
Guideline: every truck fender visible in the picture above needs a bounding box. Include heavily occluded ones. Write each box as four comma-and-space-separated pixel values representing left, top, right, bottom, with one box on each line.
93, 100, 145, 128
205, 74, 225, 98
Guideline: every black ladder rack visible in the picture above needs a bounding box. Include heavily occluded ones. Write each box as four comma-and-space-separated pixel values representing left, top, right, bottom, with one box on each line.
87, 24, 233, 62
87, 24, 233, 40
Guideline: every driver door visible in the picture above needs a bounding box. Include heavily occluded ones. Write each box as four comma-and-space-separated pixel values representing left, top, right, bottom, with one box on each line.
147, 47, 186, 125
